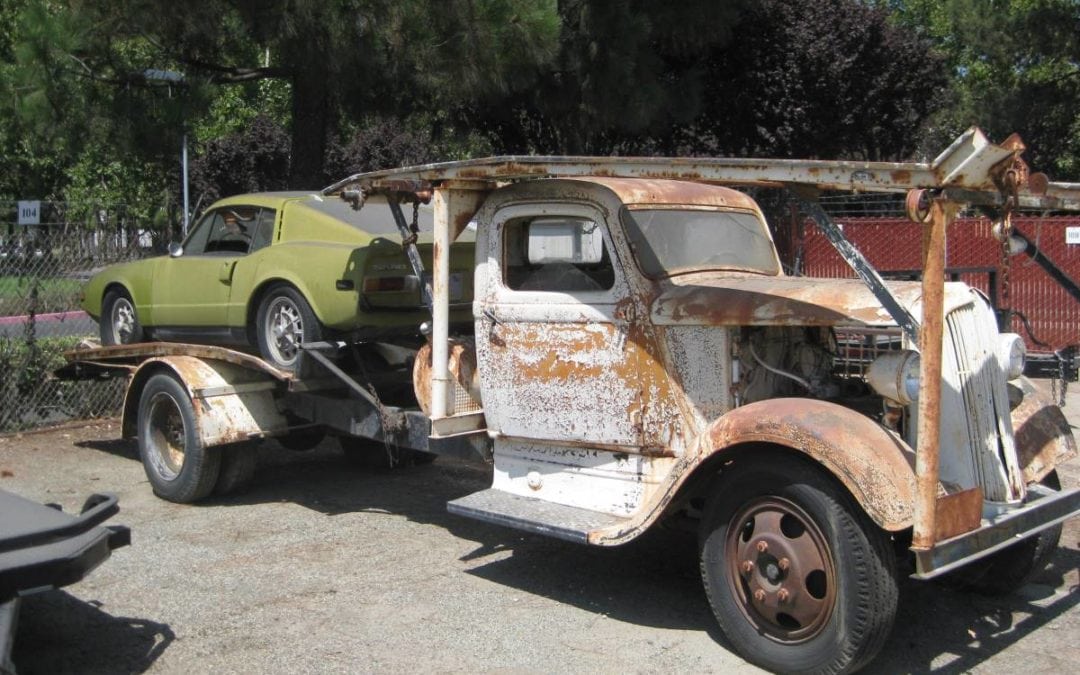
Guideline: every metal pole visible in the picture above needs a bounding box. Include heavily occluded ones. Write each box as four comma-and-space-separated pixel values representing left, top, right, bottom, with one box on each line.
182, 132, 190, 236
912, 196, 955, 550
430, 188, 452, 419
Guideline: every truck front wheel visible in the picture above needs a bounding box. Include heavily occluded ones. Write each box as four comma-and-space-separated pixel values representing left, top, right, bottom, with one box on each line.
138, 373, 221, 503
700, 454, 898, 674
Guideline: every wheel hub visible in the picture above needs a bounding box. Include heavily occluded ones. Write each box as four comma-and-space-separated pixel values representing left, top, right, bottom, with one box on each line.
728, 497, 837, 643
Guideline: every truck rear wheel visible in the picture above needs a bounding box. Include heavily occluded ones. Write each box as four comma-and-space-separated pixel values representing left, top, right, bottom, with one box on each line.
699, 454, 898, 674
137, 373, 220, 503
214, 442, 259, 496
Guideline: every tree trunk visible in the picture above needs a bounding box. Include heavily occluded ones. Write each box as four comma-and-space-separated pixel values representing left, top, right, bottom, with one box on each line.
288, 73, 331, 189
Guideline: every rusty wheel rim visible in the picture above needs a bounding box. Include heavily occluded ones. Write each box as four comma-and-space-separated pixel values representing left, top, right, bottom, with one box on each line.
146, 391, 186, 479
725, 496, 837, 643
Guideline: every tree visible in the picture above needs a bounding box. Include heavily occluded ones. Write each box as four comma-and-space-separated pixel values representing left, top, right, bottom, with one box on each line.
7, 0, 560, 190
692, 0, 949, 160
891, 0, 1080, 178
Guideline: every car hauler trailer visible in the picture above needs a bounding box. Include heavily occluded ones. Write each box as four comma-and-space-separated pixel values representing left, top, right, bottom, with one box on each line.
61, 128, 1080, 674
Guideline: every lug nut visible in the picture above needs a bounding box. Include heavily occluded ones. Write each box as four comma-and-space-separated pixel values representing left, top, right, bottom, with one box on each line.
778, 558, 790, 571
755, 540, 768, 553
753, 589, 766, 603
777, 588, 790, 603
741, 560, 755, 574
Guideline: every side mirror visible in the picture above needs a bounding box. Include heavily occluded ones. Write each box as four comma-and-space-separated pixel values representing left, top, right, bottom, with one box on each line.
168, 242, 183, 258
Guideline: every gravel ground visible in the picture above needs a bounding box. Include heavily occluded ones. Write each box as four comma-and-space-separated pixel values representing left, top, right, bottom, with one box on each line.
1, 382, 1078, 674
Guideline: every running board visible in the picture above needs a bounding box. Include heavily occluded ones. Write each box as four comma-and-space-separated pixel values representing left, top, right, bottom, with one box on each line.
912, 485, 1080, 579
447, 489, 629, 544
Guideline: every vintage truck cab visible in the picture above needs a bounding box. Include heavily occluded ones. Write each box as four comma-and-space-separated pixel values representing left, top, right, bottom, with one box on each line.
329, 130, 1080, 673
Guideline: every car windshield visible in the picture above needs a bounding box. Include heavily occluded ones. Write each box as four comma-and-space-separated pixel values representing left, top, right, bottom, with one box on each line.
621, 207, 779, 278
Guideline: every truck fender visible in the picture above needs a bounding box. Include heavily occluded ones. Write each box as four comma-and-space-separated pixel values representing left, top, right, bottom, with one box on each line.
122, 356, 288, 448
703, 398, 916, 531
1010, 376, 1078, 484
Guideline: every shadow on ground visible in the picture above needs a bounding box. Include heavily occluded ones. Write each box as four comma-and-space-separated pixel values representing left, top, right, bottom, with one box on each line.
72, 434, 1079, 671
11, 589, 174, 674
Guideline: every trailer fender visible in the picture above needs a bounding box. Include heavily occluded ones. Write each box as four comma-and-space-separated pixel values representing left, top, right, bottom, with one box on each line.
1010, 377, 1078, 484
122, 356, 289, 448
704, 398, 916, 531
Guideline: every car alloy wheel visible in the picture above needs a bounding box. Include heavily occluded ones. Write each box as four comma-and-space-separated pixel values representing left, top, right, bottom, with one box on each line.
265, 296, 304, 366
111, 296, 138, 343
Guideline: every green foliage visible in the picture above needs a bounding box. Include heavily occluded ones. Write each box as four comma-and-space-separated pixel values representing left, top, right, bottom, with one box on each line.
893, 0, 1080, 177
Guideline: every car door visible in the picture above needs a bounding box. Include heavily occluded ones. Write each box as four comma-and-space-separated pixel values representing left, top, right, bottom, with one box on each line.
149, 206, 271, 338
475, 203, 652, 449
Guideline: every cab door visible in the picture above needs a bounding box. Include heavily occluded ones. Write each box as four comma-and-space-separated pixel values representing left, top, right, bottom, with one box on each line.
475, 202, 662, 450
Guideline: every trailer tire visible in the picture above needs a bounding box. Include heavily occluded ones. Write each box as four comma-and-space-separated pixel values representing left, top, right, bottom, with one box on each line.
138, 373, 220, 503
214, 442, 259, 496
699, 454, 898, 675
952, 470, 1062, 596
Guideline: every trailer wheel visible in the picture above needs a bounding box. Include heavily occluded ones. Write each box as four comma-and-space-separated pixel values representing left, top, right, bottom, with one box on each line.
700, 455, 898, 675
101, 288, 144, 345
951, 470, 1062, 595
138, 373, 220, 503
214, 442, 259, 496
338, 437, 436, 469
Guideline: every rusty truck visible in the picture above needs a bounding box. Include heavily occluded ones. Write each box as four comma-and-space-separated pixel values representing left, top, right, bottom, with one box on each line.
61, 128, 1080, 674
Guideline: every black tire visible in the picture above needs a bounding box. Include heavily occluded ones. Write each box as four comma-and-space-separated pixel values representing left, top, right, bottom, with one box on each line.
338, 437, 436, 469
137, 373, 221, 503
953, 470, 1062, 595
255, 284, 323, 374
700, 454, 898, 675
214, 442, 259, 496
101, 288, 144, 345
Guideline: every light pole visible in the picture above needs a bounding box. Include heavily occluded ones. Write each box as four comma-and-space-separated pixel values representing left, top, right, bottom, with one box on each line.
143, 69, 190, 236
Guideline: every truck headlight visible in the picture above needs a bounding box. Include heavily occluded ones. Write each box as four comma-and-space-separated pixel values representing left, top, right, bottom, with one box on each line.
866, 350, 921, 405
998, 333, 1026, 380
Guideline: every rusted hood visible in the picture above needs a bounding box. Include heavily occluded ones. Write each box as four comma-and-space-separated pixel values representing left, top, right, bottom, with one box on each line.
651, 276, 973, 328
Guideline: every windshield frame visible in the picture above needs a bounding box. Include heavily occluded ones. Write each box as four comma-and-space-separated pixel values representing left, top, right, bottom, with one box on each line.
619, 204, 781, 280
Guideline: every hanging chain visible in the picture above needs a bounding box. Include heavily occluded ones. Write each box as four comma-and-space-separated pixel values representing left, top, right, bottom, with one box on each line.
401, 198, 421, 247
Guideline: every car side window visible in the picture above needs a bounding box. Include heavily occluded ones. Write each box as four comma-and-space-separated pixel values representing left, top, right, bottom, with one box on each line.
250, 208, 276, 252
503, 216, 615, 292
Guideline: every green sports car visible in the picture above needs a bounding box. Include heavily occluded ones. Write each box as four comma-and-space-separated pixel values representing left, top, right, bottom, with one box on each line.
81, 192, 475, 371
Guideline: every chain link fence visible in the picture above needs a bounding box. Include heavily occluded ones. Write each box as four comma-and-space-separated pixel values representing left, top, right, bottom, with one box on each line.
1, 201, 173, 431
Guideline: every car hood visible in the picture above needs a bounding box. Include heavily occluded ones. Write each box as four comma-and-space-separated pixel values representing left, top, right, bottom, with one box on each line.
650, 275, 975, 328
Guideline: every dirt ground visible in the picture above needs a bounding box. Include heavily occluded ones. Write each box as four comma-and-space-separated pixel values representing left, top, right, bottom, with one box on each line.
1, 383, 1078, 674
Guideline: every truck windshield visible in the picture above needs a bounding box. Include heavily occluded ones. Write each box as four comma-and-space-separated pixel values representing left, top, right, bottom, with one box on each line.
621, 207, 779, 278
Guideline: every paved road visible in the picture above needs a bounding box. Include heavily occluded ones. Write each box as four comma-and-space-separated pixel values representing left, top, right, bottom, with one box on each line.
0, 311, 95, 339
0, 382, 1077, 673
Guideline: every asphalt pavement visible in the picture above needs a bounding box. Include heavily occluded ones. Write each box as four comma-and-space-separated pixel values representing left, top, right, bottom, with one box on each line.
0, 381, 1076, 673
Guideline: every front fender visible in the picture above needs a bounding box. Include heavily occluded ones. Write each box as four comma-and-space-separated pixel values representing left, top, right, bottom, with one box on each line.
1010, 376, 1078, 484
705, 398, 917, 531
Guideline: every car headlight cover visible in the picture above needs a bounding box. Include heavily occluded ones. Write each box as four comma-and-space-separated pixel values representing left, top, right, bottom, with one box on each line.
866, 350, 921, 405
998, 333, 1026, 380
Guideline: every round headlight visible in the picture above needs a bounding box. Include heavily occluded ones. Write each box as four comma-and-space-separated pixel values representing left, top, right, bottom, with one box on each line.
998, 333, 1026, 380
866, 350, 921, 405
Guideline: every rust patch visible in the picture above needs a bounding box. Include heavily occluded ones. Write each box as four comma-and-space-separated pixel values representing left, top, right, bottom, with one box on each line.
891, 169, 912, 183
933, 487, 983, 541
1011, 380, 1079, 484
705, 398, 917, 530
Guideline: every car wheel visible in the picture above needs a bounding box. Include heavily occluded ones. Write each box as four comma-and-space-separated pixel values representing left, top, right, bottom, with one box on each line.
137, 373, 221, 503
101, 289, 144, 345
255, 285, 323, 373
700, 453, 898, 675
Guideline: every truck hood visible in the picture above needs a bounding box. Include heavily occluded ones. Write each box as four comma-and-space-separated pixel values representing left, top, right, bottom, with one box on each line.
650, 276, 974, 328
